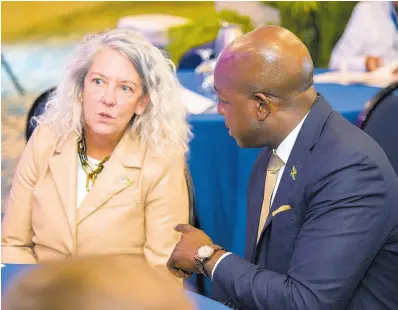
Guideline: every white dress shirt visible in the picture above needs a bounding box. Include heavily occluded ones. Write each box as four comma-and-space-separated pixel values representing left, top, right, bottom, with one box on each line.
77, 155, 100, 208
211, 112, 309, 279
329, 1, 398, 72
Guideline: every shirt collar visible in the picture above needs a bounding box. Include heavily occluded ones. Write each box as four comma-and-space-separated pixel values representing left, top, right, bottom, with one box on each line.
274, 111, 309, 164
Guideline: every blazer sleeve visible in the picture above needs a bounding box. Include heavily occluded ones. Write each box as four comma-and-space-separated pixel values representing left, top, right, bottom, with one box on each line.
1, 127, 43, 264
213, 156, 390, 310
142, 154, 189, 281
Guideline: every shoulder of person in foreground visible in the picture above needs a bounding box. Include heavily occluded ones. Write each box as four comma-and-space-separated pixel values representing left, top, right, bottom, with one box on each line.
2, 256, 195, 310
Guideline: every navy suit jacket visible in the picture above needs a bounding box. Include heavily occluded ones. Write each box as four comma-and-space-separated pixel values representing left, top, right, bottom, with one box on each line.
212, 95, 398, 309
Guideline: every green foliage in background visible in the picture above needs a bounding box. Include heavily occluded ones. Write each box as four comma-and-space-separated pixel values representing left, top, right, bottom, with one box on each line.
167, 10, 254, 65
266, 1, 358, 67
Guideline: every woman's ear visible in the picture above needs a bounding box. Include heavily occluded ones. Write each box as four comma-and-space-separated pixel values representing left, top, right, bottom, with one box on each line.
252, 93, 271, 121
136, 93, 150, 115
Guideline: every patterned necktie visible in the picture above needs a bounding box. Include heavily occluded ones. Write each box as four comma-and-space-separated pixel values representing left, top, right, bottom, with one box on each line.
257, 152, 284, 242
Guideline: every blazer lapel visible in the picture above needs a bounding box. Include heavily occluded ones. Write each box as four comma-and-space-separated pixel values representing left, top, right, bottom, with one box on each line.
255, 95, 334, 248
77, 131, 147, 224
48, 133, 78, 240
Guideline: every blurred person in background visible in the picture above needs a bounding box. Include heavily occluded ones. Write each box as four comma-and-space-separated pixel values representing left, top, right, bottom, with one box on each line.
329, 1, 398, 72
1, 29, 190, 280
2, 256, 194, 310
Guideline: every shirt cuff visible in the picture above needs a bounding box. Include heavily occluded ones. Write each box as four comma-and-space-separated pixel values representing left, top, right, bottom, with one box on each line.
211, 252, 232, 280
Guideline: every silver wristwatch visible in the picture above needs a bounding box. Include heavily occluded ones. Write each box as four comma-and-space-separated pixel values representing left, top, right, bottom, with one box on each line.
194, 244, 225, 276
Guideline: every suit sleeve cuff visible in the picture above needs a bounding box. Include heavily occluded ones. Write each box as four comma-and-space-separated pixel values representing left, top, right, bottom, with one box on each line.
211, 252, 232, 280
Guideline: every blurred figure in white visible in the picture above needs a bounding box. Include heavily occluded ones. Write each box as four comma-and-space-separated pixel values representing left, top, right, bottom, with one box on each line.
329, 1, 398, 73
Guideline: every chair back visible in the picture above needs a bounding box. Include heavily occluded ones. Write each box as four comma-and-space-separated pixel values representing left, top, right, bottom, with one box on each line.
177, 42, 214, 70
358, 82, 398, 175
184, 164, 205, 295
356, 82, 398, 127
26, 87, 56, 142
185, 165, 200, 227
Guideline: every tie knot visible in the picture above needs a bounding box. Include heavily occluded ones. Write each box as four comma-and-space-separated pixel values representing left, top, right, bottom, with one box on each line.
267, 153, 284, 173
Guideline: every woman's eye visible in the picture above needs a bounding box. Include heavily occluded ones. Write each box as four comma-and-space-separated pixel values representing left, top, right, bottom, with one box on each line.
93, 78, 103, 85
121, 85, 132, 93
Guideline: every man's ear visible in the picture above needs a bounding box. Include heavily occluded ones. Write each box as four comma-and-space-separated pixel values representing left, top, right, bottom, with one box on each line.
252, 93, 271, 121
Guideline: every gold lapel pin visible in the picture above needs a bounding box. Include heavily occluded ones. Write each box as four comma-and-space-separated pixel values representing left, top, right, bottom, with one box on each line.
121, 177, 134, 186
290, 166, 297, 180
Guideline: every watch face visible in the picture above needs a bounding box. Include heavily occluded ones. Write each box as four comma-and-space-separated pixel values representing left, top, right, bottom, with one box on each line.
198, 245, 214, 259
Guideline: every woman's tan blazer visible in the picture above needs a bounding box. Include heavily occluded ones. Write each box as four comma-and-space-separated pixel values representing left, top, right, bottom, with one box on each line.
2, 125, 189, 274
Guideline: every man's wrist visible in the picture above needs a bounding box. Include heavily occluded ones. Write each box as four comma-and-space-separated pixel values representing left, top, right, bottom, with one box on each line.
203, 250, 227, 277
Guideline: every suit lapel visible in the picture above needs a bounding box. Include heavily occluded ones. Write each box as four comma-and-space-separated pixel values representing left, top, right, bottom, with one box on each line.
254, 95, 334, 254
258, 144, 310, 239
77, 130, 147, 224
48, 133, 78, 240
245, 149, 272, 262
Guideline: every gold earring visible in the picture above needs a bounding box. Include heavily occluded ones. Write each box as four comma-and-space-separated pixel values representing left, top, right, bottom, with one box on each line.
78, 92, 83, 102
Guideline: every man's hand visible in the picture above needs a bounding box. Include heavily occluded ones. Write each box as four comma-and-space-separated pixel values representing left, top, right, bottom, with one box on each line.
167, 224, 213, 278
365, 56, 383, 72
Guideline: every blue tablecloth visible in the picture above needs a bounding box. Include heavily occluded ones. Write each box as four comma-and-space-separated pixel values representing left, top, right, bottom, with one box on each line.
1, 264, 228, 310
178, 69, 381, 259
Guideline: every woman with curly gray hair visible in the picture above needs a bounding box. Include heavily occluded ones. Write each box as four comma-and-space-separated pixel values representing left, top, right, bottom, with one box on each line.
2, 29, 191, 279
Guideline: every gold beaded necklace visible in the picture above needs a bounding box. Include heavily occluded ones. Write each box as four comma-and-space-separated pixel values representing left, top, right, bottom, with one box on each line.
78, 136, 110, 191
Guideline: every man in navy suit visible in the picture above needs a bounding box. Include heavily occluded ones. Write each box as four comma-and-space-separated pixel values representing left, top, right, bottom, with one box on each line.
167, 25, 398, 309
